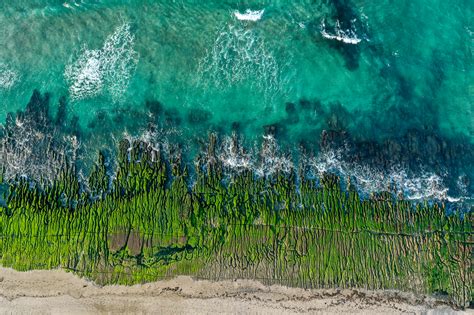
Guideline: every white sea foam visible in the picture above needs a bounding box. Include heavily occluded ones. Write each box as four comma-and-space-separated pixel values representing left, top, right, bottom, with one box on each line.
0, 63, 19, 89
65, 49, 103, 99
255, 134, 293, 177
215, 135, 460, 201
65, 23, 138, 102
101, 23, 139, 101
0, 115, 80, 183
215, 135, 471, 203
215, 134, 292, 178
307, 147, 464, 202
218, 135, 253, 172
197, 24, 282, 103
233, 9, 264, 22
112, 128, 469, 204
320, 19, 361, 44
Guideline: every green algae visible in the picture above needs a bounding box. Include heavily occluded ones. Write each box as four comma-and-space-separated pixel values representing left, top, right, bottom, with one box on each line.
0, 138, 471, 308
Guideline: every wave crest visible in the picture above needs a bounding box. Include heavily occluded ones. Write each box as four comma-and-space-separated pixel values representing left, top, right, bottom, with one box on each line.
320, 19, 362, 44
233, 9, 264, 22
197, 23, 282, 103
0, 63, 19, 89
65, 23, 139, 102
307, 148, 465, 202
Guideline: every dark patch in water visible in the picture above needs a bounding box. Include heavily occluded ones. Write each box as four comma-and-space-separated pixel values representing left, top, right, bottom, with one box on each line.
22, 89, 50, 128
70, 115, 81, 136
325, 102, 351, 131
285, 102, 299, 124
231, 121, 240, 132
112, 112, 124, 124
263, 122, 286, 138
145, 100, 164, 116
298, 98, 325, 118
88, 111, 108, 129
298, 99, 312, 110
187, 108, 212, 124
27, 89, 49, 109
285, 102, 296, 114
87, 121, 96, 129
95, 110, 107, 121
55, 96, 67, 127
164, 108, 182, 126
329, 41, 360, 70
396, 74, 413, 101
331, 0, 358, 24
316, 0, 366, 70
430, 51, 446, 88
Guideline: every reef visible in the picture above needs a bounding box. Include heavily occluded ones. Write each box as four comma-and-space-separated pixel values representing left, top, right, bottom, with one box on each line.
0, 134, 471, 308
0, 91, 472, 309
0, 90, 81, 184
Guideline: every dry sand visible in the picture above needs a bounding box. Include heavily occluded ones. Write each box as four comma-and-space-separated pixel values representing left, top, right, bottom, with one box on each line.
0, 267, 470, 314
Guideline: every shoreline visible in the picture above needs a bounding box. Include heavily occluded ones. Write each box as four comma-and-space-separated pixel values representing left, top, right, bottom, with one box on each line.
0, 267, 469, 314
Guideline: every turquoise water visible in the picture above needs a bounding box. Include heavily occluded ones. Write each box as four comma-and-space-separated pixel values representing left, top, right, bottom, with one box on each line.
0, 1, 472, 203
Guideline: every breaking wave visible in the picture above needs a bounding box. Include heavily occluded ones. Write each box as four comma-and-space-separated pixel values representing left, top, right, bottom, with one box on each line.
0, 115, 80, 183
0, 63, 19, 89
212, 134, 469, 203
320, 19, 362, 44
65, 49, 103, 99
212, 134, 293, 177
307, 148, 467, 203
218, 134, 253, 172
233, 9, 264, 22
65, 23, 138, 102
197, 23, 282, 103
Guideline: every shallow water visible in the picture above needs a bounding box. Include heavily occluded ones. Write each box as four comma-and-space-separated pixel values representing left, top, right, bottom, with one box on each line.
0, 0, 472, 203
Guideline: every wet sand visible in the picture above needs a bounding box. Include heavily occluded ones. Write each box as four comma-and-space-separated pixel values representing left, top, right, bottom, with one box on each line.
0, 267, 469, 314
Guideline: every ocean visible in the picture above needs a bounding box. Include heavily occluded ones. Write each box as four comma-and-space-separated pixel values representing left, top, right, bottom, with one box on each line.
0, 0, 472, 206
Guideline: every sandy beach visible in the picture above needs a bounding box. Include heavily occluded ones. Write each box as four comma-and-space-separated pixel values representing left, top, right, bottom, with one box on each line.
0, 267, 470, 314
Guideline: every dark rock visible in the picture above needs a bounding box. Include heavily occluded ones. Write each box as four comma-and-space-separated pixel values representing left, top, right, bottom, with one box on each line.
263, 122, 285, 137
231, 121, 240, 132
425, 135, 440, 155
25, 90, 51, 127
70, 115, 80, 136
406, 130, 418, 155
326, 102, 350, 131
87, 121, 96, 129
113, 113, 124, 124
285, 102, 299, 124
145, 100, 163, 116
298, 99, 312, 110
55, 96, 67, 127
187, 108, 212, 125
397, 76, 413, 101
264, 123, 278, 135
298, 99, 324, 122
386, 139, 402, 161
96, 110, 107, 121
164, 109, 181, 126
312, 100, 325, 116
285, 102, 296, 114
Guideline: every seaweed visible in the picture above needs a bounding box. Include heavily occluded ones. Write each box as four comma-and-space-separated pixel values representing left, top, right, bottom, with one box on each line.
0, 136, 471, 308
